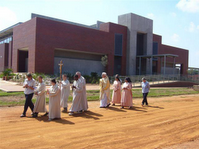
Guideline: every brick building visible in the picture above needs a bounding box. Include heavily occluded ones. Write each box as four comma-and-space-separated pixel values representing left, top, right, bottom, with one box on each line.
0, 13, 188, 76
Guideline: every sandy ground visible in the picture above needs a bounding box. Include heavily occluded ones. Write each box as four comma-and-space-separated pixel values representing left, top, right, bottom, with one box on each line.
0, 94, 199, 149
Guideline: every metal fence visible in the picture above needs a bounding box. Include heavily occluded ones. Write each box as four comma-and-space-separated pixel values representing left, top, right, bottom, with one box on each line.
110, 74, 199, 87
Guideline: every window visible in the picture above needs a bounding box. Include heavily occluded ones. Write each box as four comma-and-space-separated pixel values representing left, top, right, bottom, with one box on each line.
114, 34, 123, 56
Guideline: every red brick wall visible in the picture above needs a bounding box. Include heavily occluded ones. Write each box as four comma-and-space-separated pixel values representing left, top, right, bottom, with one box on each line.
35, 18, 127, 75
12, 18, 37, 73
8, 41, 13, 68
100, 23, 127, 75
0, 43, 9, 72
150, 81, 198, 87
153, 34, 189, 75
160, 45, 188, 75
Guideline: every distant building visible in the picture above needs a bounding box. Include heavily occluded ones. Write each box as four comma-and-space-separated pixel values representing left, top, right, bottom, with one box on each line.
0, 13, 188, 76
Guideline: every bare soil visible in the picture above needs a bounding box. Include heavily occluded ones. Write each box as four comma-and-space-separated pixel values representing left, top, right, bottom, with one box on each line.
0, 94, 199, 149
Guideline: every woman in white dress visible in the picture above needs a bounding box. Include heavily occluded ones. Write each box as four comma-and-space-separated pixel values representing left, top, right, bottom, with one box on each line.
47, 79, 61, 121
111, 75, 122, 106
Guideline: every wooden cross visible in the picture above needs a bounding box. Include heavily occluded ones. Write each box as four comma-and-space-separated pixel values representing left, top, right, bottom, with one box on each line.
58, 60, 63, 81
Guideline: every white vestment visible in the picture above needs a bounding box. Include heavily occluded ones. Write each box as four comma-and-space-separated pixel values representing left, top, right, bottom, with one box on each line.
99, 77, 110, 107
48, 84, 61, 119
33, 82, 47, 113
79, 76, 88, 111
60, 79, 70, 108
70, 79, 83, 112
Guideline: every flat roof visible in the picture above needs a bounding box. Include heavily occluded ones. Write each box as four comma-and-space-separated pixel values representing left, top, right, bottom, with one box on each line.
0, 22, 23, 39
137, 54, 178, 58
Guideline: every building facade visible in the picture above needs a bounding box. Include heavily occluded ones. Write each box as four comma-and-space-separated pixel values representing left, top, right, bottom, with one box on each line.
0, 13, 188, 76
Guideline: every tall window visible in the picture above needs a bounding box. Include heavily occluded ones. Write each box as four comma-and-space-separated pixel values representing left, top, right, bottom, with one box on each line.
114, 34, 123, 56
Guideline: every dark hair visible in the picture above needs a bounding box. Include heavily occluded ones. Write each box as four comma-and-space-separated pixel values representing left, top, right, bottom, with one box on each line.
51, 79, 56, 84
26, 73, 32, 78
38, 76, 43, 79
115, 74, 120, 80
125, 77, 132, 83
63, 74, 67, 77
74, 74, 78, 78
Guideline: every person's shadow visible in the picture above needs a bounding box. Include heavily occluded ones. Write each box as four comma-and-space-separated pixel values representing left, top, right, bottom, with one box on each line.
107, 106, 127, 112
147, 105, 164, 109
128, 106, 147, 112
71, 111, 103, 120
35, 116, 75, 125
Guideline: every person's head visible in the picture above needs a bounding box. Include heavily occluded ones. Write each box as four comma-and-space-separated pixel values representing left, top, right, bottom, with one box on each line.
74, 74, 79, 81
76, 71, 81, 79
38, 76, 43, 83
51, 79, 56, 86
115, 74, 120, 81
142, 77, 146, 83
125, 77, 132, 83
101, 72, 107, 78
62, 74, 67, 80
26, 73, 32, 81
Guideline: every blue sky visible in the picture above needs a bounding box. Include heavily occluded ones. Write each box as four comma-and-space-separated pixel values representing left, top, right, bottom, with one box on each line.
1, 0, 199, 67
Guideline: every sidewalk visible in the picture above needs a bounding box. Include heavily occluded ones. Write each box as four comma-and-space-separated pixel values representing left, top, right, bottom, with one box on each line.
0, 79, 101, 92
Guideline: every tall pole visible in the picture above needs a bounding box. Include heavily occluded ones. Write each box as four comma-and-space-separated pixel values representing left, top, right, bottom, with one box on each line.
59, 60, 63, 81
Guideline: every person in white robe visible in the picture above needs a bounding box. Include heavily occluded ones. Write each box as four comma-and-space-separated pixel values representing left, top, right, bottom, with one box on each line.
99, 72, 111, 108
69, 75, 83, 116
60, 74, 70, 112
47, 79, 61, 121
76, 71, 88, 112
32, 76, 48, 117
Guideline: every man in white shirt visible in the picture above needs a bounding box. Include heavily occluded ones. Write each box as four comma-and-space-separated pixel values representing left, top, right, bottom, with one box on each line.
60, 74, 70, 112
20, 73, 36, 117
141, 77, 150, 106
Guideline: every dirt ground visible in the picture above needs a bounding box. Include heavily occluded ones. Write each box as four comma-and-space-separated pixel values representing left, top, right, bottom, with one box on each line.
0, 94, 199, 149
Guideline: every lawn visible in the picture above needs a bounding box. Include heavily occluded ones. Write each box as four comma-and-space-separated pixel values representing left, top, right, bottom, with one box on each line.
0, 88, 198, 107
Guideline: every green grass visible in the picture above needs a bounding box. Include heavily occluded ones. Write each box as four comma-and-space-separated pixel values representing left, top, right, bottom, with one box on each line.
0, 90, 24, 97
0, 88, 198, 107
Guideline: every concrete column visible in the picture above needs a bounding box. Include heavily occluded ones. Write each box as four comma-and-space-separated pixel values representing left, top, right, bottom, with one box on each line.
164, 55, 166, 75
139, 57, 141, 75
150, 56, 153, 75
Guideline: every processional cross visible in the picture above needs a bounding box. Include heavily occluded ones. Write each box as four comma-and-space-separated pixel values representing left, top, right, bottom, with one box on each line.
58, 60, 63, 81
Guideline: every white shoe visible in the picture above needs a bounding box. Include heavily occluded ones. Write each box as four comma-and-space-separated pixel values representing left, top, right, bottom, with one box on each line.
69, 113, 73, 116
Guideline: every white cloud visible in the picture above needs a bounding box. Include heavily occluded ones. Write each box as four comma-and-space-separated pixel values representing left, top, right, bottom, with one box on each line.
188, 22, 199, 32
170, 12, 177, 17
176, 0, 199, 13
0, 7, 18, 31
171, 34, 180, 42
146, 13, 155, 19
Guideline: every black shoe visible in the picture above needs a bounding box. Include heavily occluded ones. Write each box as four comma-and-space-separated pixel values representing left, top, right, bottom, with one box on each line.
20, 114, 26, 117
106, 103, 111, 107
43, 112, 49, 116
32, 113, 38, 118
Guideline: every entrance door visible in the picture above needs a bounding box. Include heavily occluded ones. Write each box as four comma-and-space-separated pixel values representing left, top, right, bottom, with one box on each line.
18, 50, 28, 72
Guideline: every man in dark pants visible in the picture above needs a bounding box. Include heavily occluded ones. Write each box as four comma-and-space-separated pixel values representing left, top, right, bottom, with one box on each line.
20, 73, 36, 117
141, 77, 150, 106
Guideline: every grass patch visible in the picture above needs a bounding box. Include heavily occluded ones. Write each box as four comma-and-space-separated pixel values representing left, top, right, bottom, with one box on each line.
0, 88, 198, 107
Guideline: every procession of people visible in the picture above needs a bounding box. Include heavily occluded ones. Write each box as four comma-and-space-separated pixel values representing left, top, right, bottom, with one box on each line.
20, 71, 150, 121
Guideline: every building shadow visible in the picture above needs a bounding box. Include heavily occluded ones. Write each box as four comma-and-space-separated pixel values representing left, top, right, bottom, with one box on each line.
71, 111, 103, 120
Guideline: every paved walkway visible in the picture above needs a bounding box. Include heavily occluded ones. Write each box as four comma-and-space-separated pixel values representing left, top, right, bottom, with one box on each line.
0, 79, 101, 92
0, 79, 178, 92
